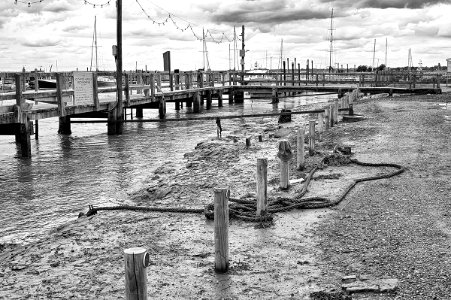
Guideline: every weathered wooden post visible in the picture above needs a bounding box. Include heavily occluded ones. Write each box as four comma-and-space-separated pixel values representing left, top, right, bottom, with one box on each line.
256, 158, 268, 216
317, 112, 324, 141
271, 87, 279, 103
349, 103, 354, 116
324, 107, 330, 130
245, 137, 251, 148
14, 74, 31, 157
329, 104, 334, 127
206, 90, 212, 109
296, 127, 305, 170
283, 61, 287, 96
298, 63, 301, 86
309, 120, 315, 156
334, 99, 339, 124
218, 90, 223, 107
214, 188, 229, 273
193, 91, 200, 113
277, 140, 292, 189
159, 95, 166, 119
56, 73, 71, 135
291, 62, 295, 95
124, 247, 149, 300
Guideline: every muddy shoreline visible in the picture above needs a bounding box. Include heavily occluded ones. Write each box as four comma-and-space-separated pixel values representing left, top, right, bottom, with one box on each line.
1, 93, 450, 299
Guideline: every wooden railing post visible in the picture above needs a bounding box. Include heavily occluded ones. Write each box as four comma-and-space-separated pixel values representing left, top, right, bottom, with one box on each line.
124, 247, 149, 300
214, 188, 229, 273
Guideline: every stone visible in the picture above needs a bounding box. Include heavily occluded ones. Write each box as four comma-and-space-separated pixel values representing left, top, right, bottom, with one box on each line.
377, 278, 399, 292
342, 275, 357, 284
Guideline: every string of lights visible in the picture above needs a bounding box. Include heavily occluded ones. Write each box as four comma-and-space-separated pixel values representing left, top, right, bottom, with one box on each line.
83, 0, 111, 8
14, 0, 43, 7
135, 0, 238, 44
14, 0, 111, 8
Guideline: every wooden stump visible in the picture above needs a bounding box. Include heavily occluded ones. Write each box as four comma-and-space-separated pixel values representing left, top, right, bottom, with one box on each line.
309, 120, 315, 156
296, 128, 305, 170
277, 140, 292, 189
256, 158, 268, 216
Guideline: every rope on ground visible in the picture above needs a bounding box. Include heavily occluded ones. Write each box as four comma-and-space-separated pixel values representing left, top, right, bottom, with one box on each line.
84, 151, 405, 222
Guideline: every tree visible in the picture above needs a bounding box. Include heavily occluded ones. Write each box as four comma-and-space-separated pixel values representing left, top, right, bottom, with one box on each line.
377, 64, 386, 71
356, 65, 368, 72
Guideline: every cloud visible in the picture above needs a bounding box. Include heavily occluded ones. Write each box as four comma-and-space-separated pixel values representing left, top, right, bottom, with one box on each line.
319, 0, 449, 9
21, 38, 61, 47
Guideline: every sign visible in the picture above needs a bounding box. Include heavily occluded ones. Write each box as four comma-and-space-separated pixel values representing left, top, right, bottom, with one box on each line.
73, 72, 94, 106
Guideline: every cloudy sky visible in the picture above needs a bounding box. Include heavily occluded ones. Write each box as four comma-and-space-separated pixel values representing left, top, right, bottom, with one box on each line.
1, 0, 451, 72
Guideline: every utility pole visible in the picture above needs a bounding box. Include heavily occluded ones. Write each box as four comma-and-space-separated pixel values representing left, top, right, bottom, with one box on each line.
328, 8, 335, 73
116, 0, 123, 134
240, 25, 245, 84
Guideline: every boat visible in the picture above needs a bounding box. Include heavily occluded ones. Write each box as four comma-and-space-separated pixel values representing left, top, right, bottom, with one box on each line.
244, 67, 277, 99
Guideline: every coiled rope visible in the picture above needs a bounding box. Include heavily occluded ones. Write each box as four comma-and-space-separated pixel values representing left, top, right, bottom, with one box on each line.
84, 151, 405, 222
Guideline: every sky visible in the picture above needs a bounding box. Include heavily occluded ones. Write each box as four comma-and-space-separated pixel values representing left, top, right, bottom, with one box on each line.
1, 0, 451, 72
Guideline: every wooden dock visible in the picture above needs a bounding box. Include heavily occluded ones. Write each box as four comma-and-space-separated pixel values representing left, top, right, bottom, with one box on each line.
0, 69, 442, 157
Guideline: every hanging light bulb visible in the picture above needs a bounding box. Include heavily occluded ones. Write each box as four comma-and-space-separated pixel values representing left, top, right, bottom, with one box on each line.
28, 2, 31, 7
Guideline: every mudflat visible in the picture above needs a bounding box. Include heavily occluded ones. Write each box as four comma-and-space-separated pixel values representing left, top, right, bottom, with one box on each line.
0, 93, 449, 299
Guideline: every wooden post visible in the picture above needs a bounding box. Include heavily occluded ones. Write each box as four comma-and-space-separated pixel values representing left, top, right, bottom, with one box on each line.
334, 99, 339, 124
218, 90, 223, 107
228, 87, 234, 104
214, 188, 229, 273
291, 62, 295, 95
309, 120, 315, 156
93, 72, 100, 111
193, 91, 200, 113
271, 87, 279, 103
159, 96, 166, 119
56, 73, 66, 117
322, 73, 325, 86
256, 158, 267, 216
245, 137, 251, 148
349, 104, 354, 116
14, 74, 31, 157
296, 128, 305, 170
149, 73, 155, 101
124, 73, 130, 107
206, 90, 212, 109
283, 61, 286, 96
298, 63, 301, 86
277, 140, 292, 190
324, 108, 330, 131
317, 112, 324, 141
124, 247, 149, 300
258, 134, 263, 142
329, 104, 334, 127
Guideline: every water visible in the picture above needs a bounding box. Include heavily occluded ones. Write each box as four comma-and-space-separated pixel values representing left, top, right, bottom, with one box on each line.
0, 92, 334, 245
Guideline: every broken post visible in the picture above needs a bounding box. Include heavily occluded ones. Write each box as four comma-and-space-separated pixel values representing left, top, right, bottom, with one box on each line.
296, 127, 305, 170
317, 112, 324, 141
256, 158, 268, 216
324, 107, 330, 131
124, 247, 149, 300
277, 140, 293, 189
246, 137, 251, 148
309, 120, 315, 156
214, 188, 229, 273
334, 99, 339, 124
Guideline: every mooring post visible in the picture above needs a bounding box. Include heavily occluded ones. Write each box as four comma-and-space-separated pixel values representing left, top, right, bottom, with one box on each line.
159, 96, 166, 119
329, 104, 334, 127
149, 73, 155, 102
246, 137, 251, 148
349, 104, 354, 116
318, 112, 324, 141
278, 140, 292, 189
14, 74, 31, 157
56, 74, 71, 135
218, 90, 223, 107
296, 127, 305, 170
324, 107, 330, 131
234, 89, 244, 103
256, 158, 268, 216
298, 63, 301, 86
309, 120, 315, 156
334, 99, 339, 124
214, 188, 229, 273
124, 247, 149, 300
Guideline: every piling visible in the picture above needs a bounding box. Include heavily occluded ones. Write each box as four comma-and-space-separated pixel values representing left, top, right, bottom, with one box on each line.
334, 99, 339, 124
214, 188, 229, 273
206, 90, 212, 109
234, 90, 244, 103
228, 88, 234, 104
14, 74, 31, 157
218, 90, 223, 107
296, 128, 305, 170
136, 107, 143, 118
317, 112, 324, 141
256, 158, 268, 216
193, 91, 200, 113
278, 140, 292, 189
329, 104, 334, 127
159, 96, 166, 119
271, 87, 279, 103
124, 247, 149, 300
246, 137, 251, 148
309, 120, 315, 156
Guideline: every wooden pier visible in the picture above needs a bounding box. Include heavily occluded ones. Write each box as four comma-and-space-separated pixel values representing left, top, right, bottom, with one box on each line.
0, 69, 442, 157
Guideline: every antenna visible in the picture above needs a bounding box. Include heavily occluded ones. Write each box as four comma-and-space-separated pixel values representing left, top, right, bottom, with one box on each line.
328, 8, 335, 73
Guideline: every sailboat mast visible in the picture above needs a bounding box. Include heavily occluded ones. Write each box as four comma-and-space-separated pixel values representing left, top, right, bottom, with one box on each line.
94, 16, 98, 72
202, 28, 206, 70
385, 37, 388, 67
328, 8, 334, 73
372, 39, 376, 70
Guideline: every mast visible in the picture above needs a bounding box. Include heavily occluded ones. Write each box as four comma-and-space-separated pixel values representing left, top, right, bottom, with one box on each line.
279, 38, 283, 70
202, 28, 205, 70
328, 8, 334, 73
94, 16, 98, 71
385, 37, 388, 67
372, 39, 376, 70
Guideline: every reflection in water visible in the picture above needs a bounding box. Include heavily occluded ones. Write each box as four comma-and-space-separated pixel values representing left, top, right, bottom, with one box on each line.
0, 93, 335, 245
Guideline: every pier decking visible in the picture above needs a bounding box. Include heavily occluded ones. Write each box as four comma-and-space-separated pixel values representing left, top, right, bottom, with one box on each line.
0, 70, 442, 157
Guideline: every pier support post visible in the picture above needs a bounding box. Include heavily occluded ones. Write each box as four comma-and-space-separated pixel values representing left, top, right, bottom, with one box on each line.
234, 90, 244, 103
186, 94, 193, 108
58, 116, 72, 135
193, 92, 200, 113
13, 75, 31, 157
329, 104, 334, 127
228, 88, 234, 104
256, 158, 268, 216
159, 96, 166, 119
277, 140, 292, 190
271, 87, 279, 103
206, 90, 212, 109
136, 107, 143, 118
124, 247, 149, 300
309, 120, 315, 156
324, 108, 330, 130
218, 90, 223, 107
108, 107, 118, 135
296, 128, 305, 170
334, 99, 339, 124
214, 188, 229, 273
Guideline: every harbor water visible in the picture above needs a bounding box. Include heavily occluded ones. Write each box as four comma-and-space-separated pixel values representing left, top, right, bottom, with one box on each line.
0, 93, 335, 245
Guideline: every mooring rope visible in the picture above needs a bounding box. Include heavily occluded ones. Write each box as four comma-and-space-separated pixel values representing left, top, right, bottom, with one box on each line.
83, 152, 405, 222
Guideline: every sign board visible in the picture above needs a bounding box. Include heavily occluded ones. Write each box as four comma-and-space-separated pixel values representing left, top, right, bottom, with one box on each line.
73, 72, 94, 106
163, 51, 171, 72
